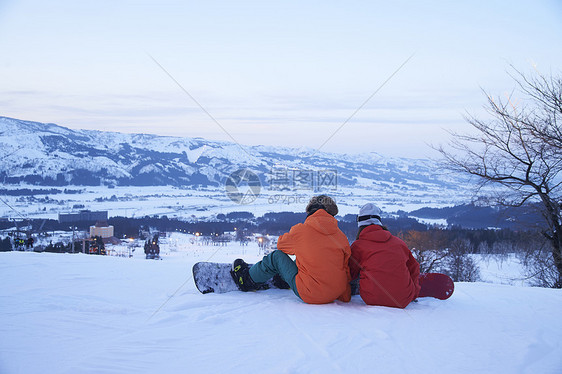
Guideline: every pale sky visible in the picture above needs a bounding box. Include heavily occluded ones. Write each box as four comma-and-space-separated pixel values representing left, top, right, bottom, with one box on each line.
1, 0, 561, 158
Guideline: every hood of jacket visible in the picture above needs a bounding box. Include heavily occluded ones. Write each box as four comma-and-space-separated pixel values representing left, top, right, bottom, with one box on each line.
304, 209, 339, 235
358, 224, 392, 243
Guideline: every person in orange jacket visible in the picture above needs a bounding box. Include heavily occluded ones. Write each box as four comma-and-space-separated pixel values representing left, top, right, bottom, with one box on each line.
350, 203, 421, 308
232, 195, 351, 304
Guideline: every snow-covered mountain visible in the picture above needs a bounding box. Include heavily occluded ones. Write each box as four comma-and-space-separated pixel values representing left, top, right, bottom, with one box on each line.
0, 116, 455, 192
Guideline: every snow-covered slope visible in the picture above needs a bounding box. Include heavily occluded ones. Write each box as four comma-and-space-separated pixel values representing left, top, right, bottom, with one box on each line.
0, 116, 456, 193
1, 247, 561, 374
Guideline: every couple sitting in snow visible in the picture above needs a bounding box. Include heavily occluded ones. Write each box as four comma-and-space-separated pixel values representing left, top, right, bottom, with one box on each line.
231, 195, 421, 307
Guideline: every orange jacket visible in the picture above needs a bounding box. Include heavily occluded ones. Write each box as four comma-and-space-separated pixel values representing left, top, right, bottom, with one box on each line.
277, 209, 351, 304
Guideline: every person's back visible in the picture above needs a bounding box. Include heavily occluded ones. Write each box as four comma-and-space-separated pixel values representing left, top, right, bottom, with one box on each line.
350, 225, 419, 308
232, 195, 351, 304
350, 203, 420, 308
278, 208, 351, 304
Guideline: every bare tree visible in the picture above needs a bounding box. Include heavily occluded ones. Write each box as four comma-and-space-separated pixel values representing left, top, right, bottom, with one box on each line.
514, 71, 562, 151
400, 230, 449, 274
437, 68, 562, 288
444, 239, 481, 282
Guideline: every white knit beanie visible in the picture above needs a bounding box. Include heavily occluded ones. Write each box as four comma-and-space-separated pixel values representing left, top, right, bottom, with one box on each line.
357, 203, 383, 227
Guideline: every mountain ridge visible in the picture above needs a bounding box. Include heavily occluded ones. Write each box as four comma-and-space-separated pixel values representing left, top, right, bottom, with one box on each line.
0, 116, 458, 192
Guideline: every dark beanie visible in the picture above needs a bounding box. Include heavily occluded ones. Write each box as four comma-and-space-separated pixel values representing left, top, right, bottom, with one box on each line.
305, 195, 338, 217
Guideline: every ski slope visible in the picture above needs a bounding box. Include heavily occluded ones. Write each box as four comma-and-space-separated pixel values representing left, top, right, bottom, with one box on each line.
1, 244, 561, 374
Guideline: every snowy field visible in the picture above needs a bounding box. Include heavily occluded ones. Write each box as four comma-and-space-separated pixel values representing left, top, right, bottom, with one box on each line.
0, 184, 470, 221
1, 238, 562, 374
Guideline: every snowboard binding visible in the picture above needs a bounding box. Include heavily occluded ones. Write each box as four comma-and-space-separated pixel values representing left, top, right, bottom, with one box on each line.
231, 259, 259, 292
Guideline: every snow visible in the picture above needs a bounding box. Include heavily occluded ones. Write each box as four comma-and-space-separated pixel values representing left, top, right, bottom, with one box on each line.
1, 241, 562, 374
1, 116, 476, 210
185, 145, 207, 164
408, 216, 448, 226
0, 183, 466, 222
476, 254, 530, 286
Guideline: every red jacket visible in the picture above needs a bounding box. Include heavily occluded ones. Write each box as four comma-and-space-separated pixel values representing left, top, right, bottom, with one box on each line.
350, 225, 420, 308
277, 209, 351, 304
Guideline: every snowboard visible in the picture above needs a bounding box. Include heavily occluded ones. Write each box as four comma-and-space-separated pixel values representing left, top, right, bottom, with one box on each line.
192, 262, 289, 294
192, 262, 454, 300
418, 272, 455, 300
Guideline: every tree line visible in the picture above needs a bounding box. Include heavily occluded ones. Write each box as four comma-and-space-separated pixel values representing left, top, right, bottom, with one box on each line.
2, 212, 549, 285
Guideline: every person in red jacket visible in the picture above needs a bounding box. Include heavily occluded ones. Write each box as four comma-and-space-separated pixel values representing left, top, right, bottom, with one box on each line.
350, 203, 421, 308
232, 195, 351, 304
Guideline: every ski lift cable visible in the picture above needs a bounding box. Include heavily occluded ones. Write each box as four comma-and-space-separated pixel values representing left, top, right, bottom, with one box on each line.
146, 53, 253, 158
311, 52, 416, 157
1, 147, 31, 223
0, 196, 28, 221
